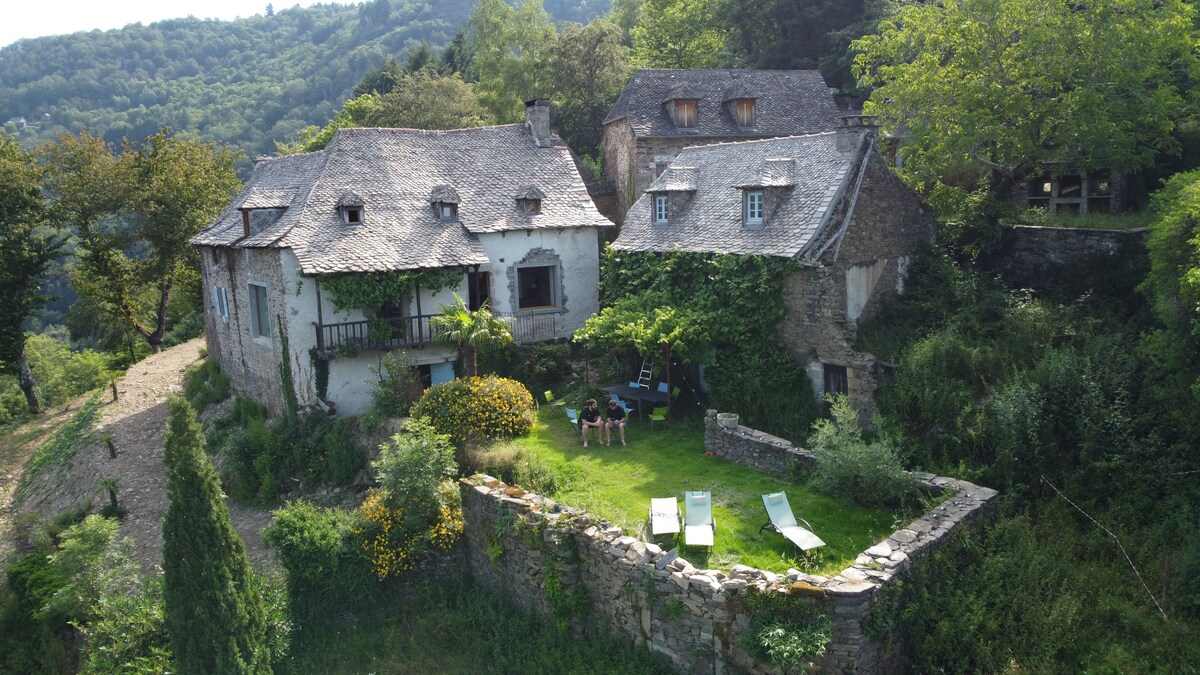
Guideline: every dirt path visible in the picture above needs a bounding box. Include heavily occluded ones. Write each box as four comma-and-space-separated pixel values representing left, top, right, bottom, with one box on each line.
10, 339, 276, 571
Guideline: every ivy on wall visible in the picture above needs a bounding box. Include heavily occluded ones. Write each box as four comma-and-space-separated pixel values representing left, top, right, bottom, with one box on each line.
319, 268, 465, 313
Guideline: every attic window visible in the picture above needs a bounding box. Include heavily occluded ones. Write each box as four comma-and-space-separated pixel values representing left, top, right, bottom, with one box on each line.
674, 99, 696, 128
744, 190, 764, 227
653, 194, 669, 225
520, 198, 541, 215
735, 99, 755, 127
438, 202, 458, 221
343, 206, 363, 225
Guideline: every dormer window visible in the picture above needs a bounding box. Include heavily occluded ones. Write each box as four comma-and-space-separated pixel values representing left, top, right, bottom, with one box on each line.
744, 190, 763, 227
515, 185, 545, 216
438, 202, 458, 221
653, 194, 669, 224
521, 198, 541, 215
430, 184, 461, 222
337, 190, 366, 226
343, 206, 363, 225
674, 99, 697, 128
735, 99, 755, 128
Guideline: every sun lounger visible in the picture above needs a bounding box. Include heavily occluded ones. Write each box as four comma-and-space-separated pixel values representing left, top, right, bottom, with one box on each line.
648, 497, 681, 538
759, 491, 825, 551
683, 491, 715, 547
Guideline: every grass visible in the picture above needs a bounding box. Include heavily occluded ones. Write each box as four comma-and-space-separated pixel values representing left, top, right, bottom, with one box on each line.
1013, 209, 1154, 231
280, 580, 672, 675
483, 408, 896, 576
16, 395, 102, 501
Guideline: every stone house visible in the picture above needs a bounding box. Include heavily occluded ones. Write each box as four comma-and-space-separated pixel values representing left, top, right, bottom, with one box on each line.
602, 69, 842, 219
191, 100, 612, 416
612, 117, 934, 411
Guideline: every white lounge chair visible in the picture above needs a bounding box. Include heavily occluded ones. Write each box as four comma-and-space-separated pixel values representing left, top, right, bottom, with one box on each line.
683, 491, 715, 547
648, 497, 681, 538
760, 491, 825, 551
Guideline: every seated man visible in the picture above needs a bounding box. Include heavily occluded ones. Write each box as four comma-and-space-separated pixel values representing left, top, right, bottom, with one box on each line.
580, 398, 603, 447
605, 398, 627, 446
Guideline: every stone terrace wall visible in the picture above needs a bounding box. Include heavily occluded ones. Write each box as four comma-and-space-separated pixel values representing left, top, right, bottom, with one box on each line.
459, 428, 998, 673
986, 225, 1147, 287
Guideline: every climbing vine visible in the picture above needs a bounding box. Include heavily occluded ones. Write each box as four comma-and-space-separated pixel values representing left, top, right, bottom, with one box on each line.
319, 268, 464, 313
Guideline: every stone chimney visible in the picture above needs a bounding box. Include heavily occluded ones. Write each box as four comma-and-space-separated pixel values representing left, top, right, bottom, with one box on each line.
524, 98, 552, 148
836, 114, 877, 153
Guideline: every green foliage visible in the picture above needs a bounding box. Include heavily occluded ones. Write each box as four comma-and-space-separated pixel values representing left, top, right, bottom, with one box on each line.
468, 0, 558, 122
373, 417, 457, 531
545, 20, 631, 158
43, 129, 241, 353
705, 345, 821, 444
162, 395, 272, 673
411, 375, 536, 446
367, 350, 424, 423
182, 358, 230, 413
575, 297, 710, 364
17, 395, 101, 501
926, 182, 1015, 259
738, 591, 833, 668
278, 316, 298, 420
542, 566, 590, 630
78, 578, 173, 675
467, 444, 560, 495
262, 500, 375, 617
630, 0, 727, 68
0, 554, 71, 674
431, 293, 515, 377
853, 0, 1199, 187
44, 514, 137, 624
319, 268, 462, 314
22, 331, 116, 408
807, 396, 918, 508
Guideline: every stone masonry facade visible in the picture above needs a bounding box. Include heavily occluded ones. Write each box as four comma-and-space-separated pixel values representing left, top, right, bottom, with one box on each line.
458, 412, 997, 673
779, 151, 935, 417
985, 225, 1148, 288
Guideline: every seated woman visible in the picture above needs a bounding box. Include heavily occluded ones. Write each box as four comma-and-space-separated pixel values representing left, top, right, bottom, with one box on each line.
605, 399, 627, 446
579, 398, 603, 447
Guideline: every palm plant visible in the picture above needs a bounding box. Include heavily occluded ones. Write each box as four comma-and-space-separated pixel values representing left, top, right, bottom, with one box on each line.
430, 292, 513, 376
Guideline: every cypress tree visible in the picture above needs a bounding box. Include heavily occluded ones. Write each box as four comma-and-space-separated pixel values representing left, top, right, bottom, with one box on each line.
162, 395, 270, 673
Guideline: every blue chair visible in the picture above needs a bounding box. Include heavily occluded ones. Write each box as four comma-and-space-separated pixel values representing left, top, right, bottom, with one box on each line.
610, 394, 635, 417
565, 408, 579, 426
657, 382, 669, 394
628, 380, 642, 389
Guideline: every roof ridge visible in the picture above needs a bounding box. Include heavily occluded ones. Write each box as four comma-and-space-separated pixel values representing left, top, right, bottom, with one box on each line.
675, 131, 837, 154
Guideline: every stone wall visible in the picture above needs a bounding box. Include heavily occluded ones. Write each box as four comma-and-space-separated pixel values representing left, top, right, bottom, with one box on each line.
459, 416, 998, 673
985, 225, 1148, 288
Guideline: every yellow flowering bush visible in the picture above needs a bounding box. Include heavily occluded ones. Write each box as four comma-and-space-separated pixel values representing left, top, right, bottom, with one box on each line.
411, 376, 536, 445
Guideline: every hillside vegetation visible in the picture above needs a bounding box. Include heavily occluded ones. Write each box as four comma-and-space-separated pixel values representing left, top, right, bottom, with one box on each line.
0, 0, 610, 162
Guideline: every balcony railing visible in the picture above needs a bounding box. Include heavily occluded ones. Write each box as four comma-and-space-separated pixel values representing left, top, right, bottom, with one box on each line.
314, 310, 560, 356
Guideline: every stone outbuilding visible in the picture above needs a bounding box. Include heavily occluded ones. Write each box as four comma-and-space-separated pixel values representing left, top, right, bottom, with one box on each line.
192, 100, 612, 416
602, 69, 842, 219
612, 117, 934, 413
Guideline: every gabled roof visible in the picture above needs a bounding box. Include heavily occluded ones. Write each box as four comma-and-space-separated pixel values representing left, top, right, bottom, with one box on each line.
613, 132, 869, 259
192, 124, 612, 275
604, 69, 840, 139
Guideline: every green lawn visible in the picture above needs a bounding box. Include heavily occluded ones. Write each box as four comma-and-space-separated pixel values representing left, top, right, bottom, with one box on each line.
486, 408, 896, 576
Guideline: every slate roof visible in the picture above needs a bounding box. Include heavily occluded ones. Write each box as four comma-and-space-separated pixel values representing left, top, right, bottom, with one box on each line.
612, 132, 870, 259
192, 124, 611, 274
604, 69, 840, 139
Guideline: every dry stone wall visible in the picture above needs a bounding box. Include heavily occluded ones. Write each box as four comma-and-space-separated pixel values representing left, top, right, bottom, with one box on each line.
985, 225, 1147, 288
459, 414, 998, 673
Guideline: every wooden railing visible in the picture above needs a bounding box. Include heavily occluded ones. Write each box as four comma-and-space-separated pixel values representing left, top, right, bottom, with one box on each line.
315, 310, 560, 356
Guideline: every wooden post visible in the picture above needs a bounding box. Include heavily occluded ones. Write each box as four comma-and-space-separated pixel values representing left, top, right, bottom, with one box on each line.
106, 436, 117, 459
111, 382, 119, 402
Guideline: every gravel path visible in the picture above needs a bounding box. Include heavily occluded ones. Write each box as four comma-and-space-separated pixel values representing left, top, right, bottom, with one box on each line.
11, 339, 276, 571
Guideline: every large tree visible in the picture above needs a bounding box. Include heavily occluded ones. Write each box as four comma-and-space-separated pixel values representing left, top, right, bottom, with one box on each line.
0, 133, 64, 412
630, 0, 727, 68
546, 20, 631, 159
467, 0, 557, 122
43, 130, 239, 353
162, 395, 270, 674
853, 0, 1198, 189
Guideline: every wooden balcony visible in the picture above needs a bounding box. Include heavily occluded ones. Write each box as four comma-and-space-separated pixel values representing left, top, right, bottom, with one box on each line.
314, 311, 561, 357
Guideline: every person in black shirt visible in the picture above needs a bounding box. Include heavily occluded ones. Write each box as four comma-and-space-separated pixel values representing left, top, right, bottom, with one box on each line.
605, 399, 627, 446
580, 398, 602, 447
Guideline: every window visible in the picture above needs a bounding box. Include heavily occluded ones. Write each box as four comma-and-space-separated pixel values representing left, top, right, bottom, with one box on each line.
211, 287, 229, 320
438, 202, 458, 221
653, 195, 669, 224
467, 270, 491, 311
744, 190, 764, 226
735, 99, 755, 127
343, 207, 362, 225
823, 364, 848, 397
674, 99, 696, 128
521, 199, 541, 215
517, 265, 556, 310
248, 283, 271, 340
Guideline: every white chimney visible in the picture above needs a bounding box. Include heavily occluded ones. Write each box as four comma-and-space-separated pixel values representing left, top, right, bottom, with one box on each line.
524, 98, 552, 148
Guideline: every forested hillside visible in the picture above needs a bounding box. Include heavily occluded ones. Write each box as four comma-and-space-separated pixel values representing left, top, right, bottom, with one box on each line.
0, 0, 610, 161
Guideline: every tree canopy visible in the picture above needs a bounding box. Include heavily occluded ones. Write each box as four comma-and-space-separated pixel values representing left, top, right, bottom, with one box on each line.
630, 0, 727, 68
853, 0, 1199, 188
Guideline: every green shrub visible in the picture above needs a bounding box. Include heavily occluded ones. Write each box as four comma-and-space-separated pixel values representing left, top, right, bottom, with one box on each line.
262, 500, 374, 617
182, 359, 230, 413
468, 445, 559, 495
373, 418, 456, 530
705, 345, 820, 445
367, 350, 424, 423
807, 396, 918, 509
411, 376, 535, 446
738, 591, 833, 668
515, 343, 572, 395
78, 578, 173, 674
24, 331, 116, 408
44, 514, 137, 624
0, 376, 31, 427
